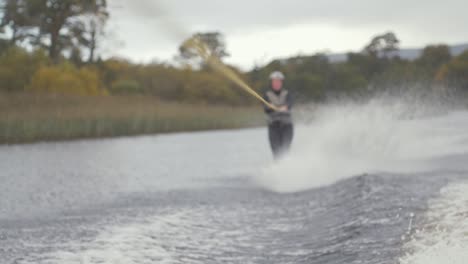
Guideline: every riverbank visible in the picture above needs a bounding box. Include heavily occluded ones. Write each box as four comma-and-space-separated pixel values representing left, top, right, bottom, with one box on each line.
0, 94, 265, 144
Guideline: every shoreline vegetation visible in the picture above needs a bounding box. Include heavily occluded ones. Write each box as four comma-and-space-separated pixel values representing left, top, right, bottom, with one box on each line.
0, 94, 265, 144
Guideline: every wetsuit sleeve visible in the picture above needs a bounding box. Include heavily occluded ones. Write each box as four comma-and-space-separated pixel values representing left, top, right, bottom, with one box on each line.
286, 91, 294, 110
264, 92, 274, 114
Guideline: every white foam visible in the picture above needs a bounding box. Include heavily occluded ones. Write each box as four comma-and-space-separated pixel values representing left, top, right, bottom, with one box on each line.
19, 211, 184, 264
19, 207, 255, 264
256, 98, 468, 193
19, 199, 322, 264
399, 181, 468, 264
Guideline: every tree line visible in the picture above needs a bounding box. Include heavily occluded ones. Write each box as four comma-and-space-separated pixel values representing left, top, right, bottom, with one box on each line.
1, 1, 468, 105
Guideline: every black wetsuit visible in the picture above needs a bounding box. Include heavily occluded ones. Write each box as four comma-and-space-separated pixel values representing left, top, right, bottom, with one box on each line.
264, 88, 294, 159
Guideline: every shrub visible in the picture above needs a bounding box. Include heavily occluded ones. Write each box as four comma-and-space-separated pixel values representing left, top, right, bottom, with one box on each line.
110, 79, 142, 94
0, 47, 49, 92
29, 63, 108, 96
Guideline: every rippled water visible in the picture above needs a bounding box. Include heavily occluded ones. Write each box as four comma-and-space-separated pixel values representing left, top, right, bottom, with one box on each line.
1, 100, 468, 264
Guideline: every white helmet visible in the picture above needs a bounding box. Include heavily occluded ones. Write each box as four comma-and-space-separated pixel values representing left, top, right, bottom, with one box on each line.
269, 71, 285, 80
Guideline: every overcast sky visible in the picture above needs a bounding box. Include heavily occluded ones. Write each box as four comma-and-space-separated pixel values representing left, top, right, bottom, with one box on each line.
105, 0, 468, 69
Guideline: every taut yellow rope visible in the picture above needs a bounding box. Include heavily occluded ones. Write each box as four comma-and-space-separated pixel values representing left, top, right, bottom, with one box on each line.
184, 37, 280, 111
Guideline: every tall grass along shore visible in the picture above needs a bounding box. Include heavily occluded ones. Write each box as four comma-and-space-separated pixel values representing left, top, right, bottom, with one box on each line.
0, 94, 265, 144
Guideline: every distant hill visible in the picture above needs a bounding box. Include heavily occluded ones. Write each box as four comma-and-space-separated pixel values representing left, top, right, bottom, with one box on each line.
327, 43, 468, 62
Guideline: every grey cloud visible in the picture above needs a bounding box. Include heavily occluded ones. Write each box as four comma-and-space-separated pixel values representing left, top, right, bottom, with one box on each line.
113, 0, 468, 34
107, 0, 468, 67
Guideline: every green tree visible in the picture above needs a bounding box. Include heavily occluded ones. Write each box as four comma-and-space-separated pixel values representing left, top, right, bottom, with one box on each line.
96, 57, 135, 89
436, 51, 468, 90
347, 52, 381, 80
327, 63, 368, 96
79, 0, 108, 63
31, 0, 108, 62
416, 45, 451, 77
364, 32, 400, 58
0, 46, 49, 92
178, 32, 229, 68
135, 63, 186, 100
0, 0, 36, 45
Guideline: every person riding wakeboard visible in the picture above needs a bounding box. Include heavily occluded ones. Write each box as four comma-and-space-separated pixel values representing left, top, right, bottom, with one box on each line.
263, 71, 294, 159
